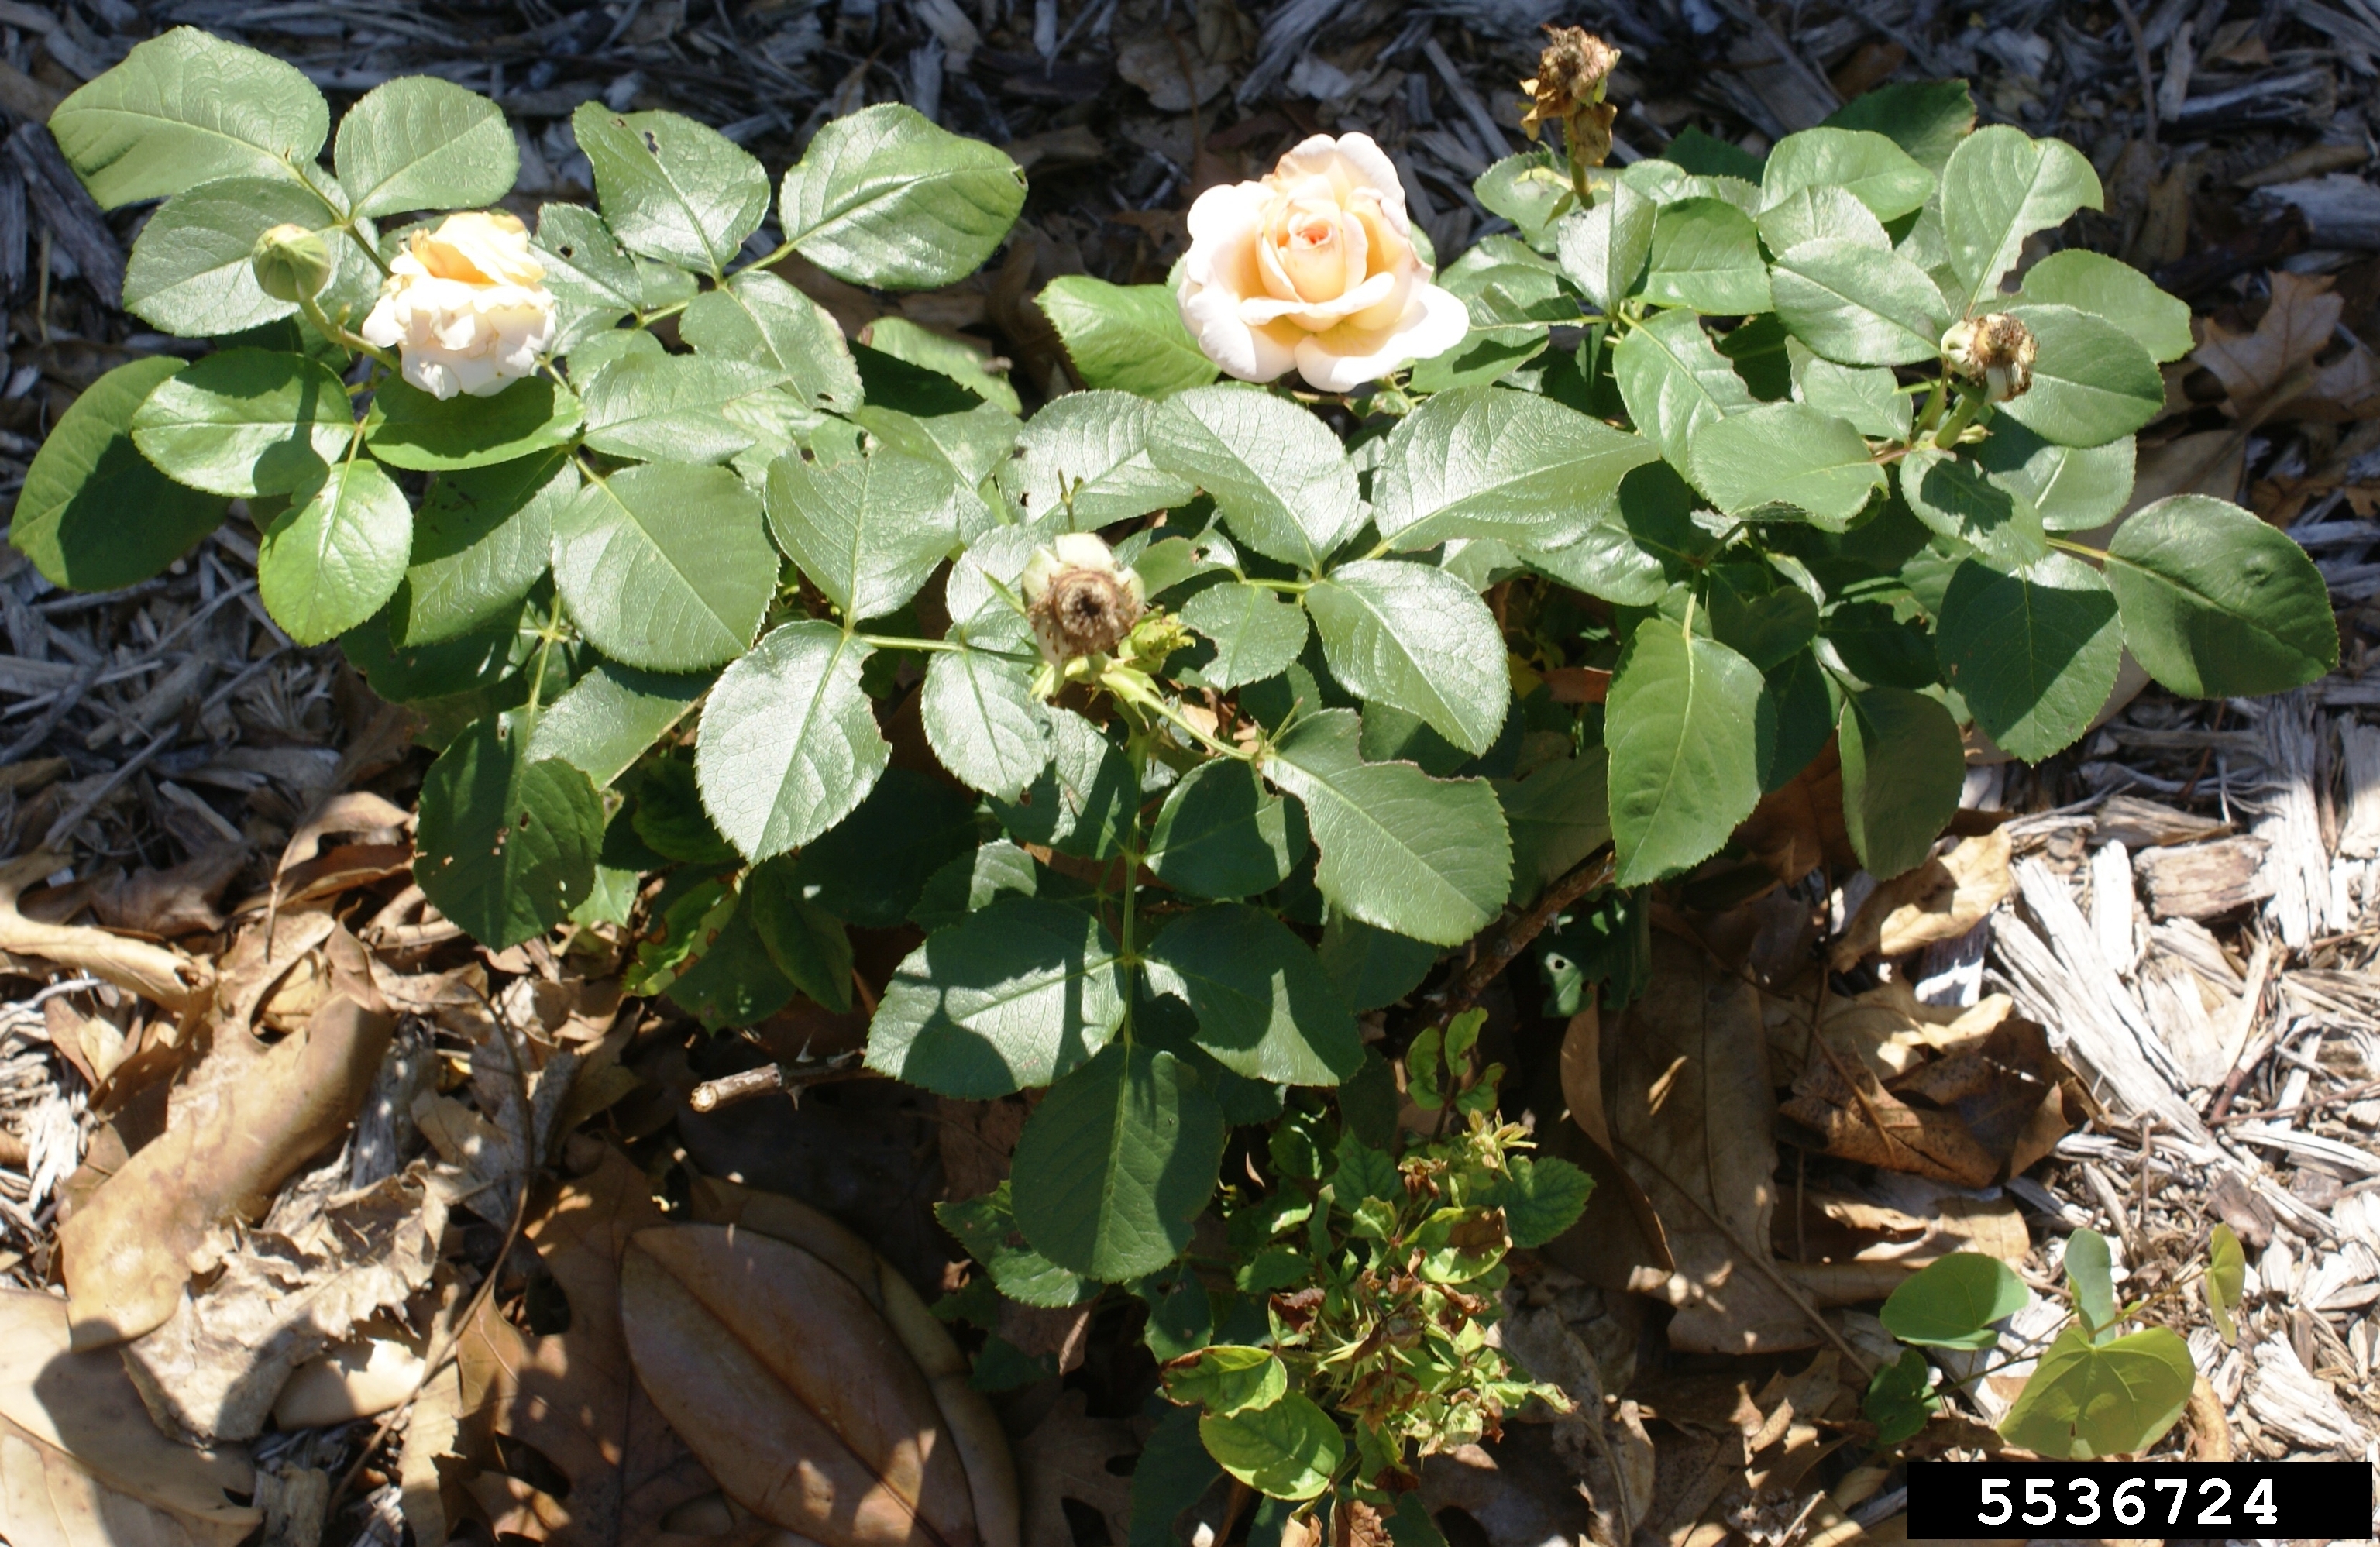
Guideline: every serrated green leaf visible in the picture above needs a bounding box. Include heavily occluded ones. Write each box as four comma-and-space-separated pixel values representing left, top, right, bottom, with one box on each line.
365, 376, 582, 473
938, 1182, 1090, 1307
551, 462, 774, 672
922, 620, 1049, 800
1937, 553, 2120, 762
1971, 421, 2133, 533
132, 349, 355, 499
2016, 249, 2191, 363
1199, 1394, 1343, 1501
2103, 493, 2337, 696
862, 316, 1021, 414
1147, 384, 1363, 569
11, 356, 225, 590
527, 658, 709, 789
1611, 307, 1755, 466
1789, 341, 1911, 440
629, 755, 737, 865
578, 352, 783, 466
535, 203, 643, 352
1146, 760, 1308, 902
1756, 185, 1889, 255
1553, 182, 1653, 312
1037, 277, 1219, 398
996, 389, 1197, 528
334, 76, 516, 217
413, 710, 603, 949
1998, 1325, 2193, 1459
573, 101, 768, 276
1880, 1252, 2029, 1348
1606, 620, 1763, 885
1144, 904, 1360, 1086
1897, 443, 2047, 566
1474, 150, 1573, 247
680, 270, 863, 412
257, 458, 412, 645
1993, 303, 2164, 449
1167, 1345, 1288, 1417
793, 767, 982, 926
989, 706, 1139, 861
1181, 583, 1310, 691
780, 103, 1027, 289
1708, 564, 1819, 670
1494, 1154, 1592, 1247
53, 27, 327, 208
912, 841, 1095, 934
1770, 238, 1949, 366
394, 452, 574, 645
1940, 126, 2103, 315
1642, 197, 1770, 314
1819, 81, 1975, 173
1759, 648, 1839, 791
1373, 385, 1659, 552
1496, 751, 1611, 906
1690, 402, 1884, 529
1011, 1043, 1224, 1279
693, 619, 889, 861
1318, 914, 1438, 1013
122, 177, 363, 339
765, 443, 962, 620
1762, 126, 1936, 222
742, 857, 857, 1012
1839, 684, 1964, 878
1261, 709, 1511, 947
1305, 560, 1508, 757
1130, 1405, 1222, 1547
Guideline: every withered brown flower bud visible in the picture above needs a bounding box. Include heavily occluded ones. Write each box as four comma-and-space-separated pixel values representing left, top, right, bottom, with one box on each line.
1021, 533, 1145, 663
1520, 26, 1621, 166
1941, 312, 2038, 402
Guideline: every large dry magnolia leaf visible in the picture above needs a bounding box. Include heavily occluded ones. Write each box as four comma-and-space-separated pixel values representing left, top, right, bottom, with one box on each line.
0, 852, 208, 1012
1829, 829, 2013, 968
1607, 932, 1815, 1354
0, 1288, 260, 1547
621, 1222, 981, 1547
59, 938, 394, 1349
456, 1146, 717, 1543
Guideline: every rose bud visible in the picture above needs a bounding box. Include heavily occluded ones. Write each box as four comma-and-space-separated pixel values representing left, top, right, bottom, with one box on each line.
1941, 313, 2038, 403
1021, 532, 1146, 664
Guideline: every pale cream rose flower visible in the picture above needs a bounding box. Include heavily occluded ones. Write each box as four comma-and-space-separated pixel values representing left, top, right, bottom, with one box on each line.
360, 211, 557, 400
1177, 132, 1468, 393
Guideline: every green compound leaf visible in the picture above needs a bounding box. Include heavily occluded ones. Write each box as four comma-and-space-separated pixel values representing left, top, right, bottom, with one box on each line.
1553, 181, 1653, 313
1611, 306, 1756, 469
1995, 303, 2165, 449
1839, 684, 1965, 879
573, 101, 769, 276
1998, 1326, 2194, 1459
1181, 583, 1310, 692
122, 177, 359, 339
937, 1181, 1090, 1308
2103, 493, 2337, 697
257, 458, 413, 646
680, 270, 864, 413
1769, 238, 1949, 366
132, 349, 355, 500
1199, 1394, 1343, 1501
921, 617, 1049, 802
1474, 150, 1573, 247
578, 352, 786, 466
765, 443, 964, 621
1689, 401, 1884, 531
2017, 249, 2192, 363
1642, 197, 1770, 315
2065, 1226, 2119, 1336
1880, 1252, 2029, 1349
551, 462, 775, 673
53, 26, 327, 208
1864, 1349, 1938, 1445
394, 452, 574, 645
12, 356, 225, 590
1896, 443, 2047, 568
1146, 760, 1309, 902
1605, 620, 1763, 886
989, 706, 1140, 861
1760, 126, 1936, 222
1166, 1346, 1288, 1418
1147, 384, 1363, 569
866, 896, 1126, 1099
535, 203, 644, 352
1261, 709, 1511, 947
1037, 277, 1219, 399
364, 376, 583, 473
333, 75, 517, 218
1819, 80, 1975, 174
996, 390, 1195, 529
1372, 385, 1659, 553
526, 658, 709, 790
1494, 1154, 1593, 1247
1012, 1043, 1226, 1279
413, 710, 604, 950
2206, 1222, 2245, 1346
1937, 553, 2120, 764
1939, 125, 2103, 315
779, 103, 1027, 290
1971, 421, 2133, 534
741, 858, 857, 1013
693, 619, 889, 861
1305, 559, 1508, 758
1144, 903, 1362, 1086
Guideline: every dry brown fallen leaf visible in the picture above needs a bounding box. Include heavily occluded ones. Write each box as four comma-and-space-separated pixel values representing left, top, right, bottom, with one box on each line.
0, 1287, 260, 1547
1829, 830, 2013, 969
2195, 270, 2380, 425
1775, 1184, 2031, 1307
1606, 932, 1816, 1354
1778, 1044, 2003, 1188
621, 1221, 984, 1547
88, 844, 247, 939
1539, 1002, 1673, 1295
1011, 1387, 1137, 1547
1735, 746, 1856, 886
0, 851, 209, 1014
58, 927, 394, 1349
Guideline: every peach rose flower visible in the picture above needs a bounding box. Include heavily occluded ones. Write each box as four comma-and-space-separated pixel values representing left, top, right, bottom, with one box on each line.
361, 211, 557, 400
1178, 132, 1468, 393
